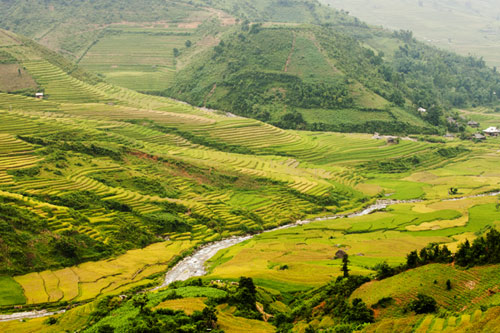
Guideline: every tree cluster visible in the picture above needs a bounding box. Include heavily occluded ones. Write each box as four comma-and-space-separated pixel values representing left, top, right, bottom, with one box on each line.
455, 228, 500, 267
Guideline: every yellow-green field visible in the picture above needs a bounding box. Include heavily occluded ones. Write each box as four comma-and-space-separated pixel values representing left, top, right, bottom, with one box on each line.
153, 296, 275, 332
13, 240, 194, 305
206, 194, 500, 292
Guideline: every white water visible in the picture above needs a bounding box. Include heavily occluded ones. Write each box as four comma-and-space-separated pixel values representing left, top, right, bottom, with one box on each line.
2, 191, 499, 322
0, 309, 65, 322
158, 199, 412, 287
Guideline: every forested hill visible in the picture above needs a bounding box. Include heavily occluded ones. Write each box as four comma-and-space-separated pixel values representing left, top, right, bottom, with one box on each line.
1, 0, 500, 134
167, 23, 500, 133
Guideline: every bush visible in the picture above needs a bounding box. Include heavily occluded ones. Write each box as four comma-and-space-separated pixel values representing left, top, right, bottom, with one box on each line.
409, 294, 437, 314
372, 297, 394, 309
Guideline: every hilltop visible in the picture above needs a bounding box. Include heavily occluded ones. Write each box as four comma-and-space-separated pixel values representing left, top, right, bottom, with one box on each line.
1, 0, 500, 134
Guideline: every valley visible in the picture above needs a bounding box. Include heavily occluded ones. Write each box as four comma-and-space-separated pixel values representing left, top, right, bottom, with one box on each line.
0, 1, 500, 332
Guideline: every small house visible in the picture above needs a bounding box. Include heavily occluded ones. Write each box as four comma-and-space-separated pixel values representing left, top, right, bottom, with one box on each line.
443, 133, 455, 138
446, 117, 457, 125
334, 249, 347, 259
467, 121, 479, 128
418, 107, 427, 113
473, 133, 486, 141
372, 132, 382, 140
35, 92, 44, 99
483, 127, 500, 136
386, 136, 399, 144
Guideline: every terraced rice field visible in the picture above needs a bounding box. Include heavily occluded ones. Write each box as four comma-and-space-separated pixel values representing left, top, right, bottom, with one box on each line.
0, 44, 499, 312
364, 295, 500, 332
80, 31, 193, 91
14, 241, 194, 305
352, 264, 500, 312
206, 194, 500, 292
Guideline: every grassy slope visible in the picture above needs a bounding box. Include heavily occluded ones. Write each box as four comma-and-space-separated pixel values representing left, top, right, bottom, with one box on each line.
356, 263, 500, 333
353, 264, 500, 312
0, 276, 26, 306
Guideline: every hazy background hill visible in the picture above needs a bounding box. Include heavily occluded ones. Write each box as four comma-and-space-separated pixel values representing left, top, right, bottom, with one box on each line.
322, 0, 500, 68
1, 0, 500, 135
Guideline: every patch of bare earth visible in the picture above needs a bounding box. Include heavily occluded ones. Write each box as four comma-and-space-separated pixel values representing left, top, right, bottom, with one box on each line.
0, 64, 38, 92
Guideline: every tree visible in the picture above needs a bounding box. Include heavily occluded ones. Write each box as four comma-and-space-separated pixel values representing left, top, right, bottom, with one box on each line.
455, 239, 472, 267
446, 279, 452, 290
173, 48, 179, 57
200, 306, 218, 329
342, 254, 350, 278
409, 294, 437, 314
375, 261, 395, 280
347, 298, 375, 323
234, 277, 257, 312
406, 250, 419, 268
97, 324, 115, 333
132, 294, 148, 313
185, 40, 192, 48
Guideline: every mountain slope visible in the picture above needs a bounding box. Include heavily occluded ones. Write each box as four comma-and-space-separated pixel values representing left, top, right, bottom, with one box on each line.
0, 28, 374, 275
167, 22, 500, 133
322, 0, 500, 68
2, 0, 500, 135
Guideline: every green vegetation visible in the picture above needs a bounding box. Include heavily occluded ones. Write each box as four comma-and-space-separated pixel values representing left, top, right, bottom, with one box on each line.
409, 294, 437, 314
0, 276, 26, 306
455, 228, 500, 267
2, 1, 499, 134
0, 2, 500, 332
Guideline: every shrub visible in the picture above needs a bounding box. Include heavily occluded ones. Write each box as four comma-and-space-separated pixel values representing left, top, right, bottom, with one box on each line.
409, 294, 437, 314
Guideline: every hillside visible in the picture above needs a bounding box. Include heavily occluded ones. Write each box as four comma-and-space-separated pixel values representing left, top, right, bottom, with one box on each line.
167, 22, 500, 133
1, 0, 500, 135
0, 28, 374, 276
322, 0, 500, 68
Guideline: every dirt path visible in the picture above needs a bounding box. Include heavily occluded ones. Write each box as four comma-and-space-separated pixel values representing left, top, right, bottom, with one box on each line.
203, 83, 217, 108
256, 303, 273, 322
284, 33, 296, 73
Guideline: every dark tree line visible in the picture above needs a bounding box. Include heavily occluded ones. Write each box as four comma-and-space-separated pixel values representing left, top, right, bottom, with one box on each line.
376, 228, 500, 280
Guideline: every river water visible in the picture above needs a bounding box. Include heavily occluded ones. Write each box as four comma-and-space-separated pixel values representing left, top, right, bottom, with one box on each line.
2, 192, 499, 322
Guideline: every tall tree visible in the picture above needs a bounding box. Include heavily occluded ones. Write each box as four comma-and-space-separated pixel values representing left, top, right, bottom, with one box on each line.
342, 254, 350, 278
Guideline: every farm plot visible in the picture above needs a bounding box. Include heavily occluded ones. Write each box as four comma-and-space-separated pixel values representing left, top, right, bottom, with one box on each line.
80, 30, 196, 91
22, 60, 113, 104
14, 240, 194, 304
206, 194, 499, 291
352, 263, 500, 313
0, 276, 26, 306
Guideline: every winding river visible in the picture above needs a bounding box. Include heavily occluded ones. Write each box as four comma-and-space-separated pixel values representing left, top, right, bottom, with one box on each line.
2, 192, 499, 322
